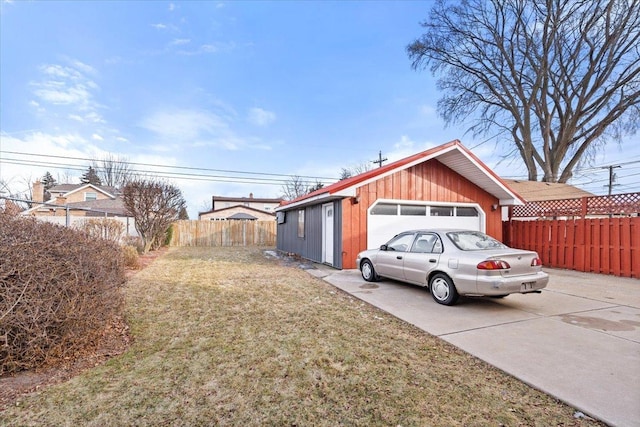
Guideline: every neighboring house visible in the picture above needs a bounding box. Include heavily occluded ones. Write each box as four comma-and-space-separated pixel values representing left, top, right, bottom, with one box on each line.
22, 181, 136, 235
199, 205, 276, 221
199, 193, 282, 220
500, 179, 595, 220
503, 179, 594, 202
276, 140, 524, 269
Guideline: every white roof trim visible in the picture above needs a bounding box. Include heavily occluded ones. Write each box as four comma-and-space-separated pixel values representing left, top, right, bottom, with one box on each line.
59, 183, 115, 199
275, 192, 332, 212
335, 144, 523, 205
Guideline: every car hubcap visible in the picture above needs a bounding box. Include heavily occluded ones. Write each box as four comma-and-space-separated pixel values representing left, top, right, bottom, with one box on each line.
362, 263, 372, 279
432, 278, 449, 300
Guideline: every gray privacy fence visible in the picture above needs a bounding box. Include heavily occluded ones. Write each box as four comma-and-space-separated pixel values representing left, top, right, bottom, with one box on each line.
169, 220, 277, 247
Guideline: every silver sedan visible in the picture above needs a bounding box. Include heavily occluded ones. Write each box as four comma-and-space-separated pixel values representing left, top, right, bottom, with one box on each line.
355, 229, 549, 306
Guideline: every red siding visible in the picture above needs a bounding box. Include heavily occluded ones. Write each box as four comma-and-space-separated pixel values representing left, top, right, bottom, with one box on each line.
341, 159, 501, 269
505, 217, 639, 278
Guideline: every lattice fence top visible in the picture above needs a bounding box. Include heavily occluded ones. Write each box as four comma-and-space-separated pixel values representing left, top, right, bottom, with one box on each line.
511, 192, 640, 218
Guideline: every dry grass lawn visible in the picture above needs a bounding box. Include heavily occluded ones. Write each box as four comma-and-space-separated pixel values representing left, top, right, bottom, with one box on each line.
0, 247, 604, 426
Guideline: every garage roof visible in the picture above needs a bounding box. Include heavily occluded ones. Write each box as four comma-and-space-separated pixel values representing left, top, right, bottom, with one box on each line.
278, 140, 524, 211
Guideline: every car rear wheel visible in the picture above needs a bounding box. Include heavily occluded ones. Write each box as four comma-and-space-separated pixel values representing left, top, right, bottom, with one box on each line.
429, 273, 459, 306
360, 259, 379, 282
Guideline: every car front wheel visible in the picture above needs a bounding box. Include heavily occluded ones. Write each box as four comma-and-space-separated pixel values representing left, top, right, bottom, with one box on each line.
429, 273, 459, 306
360, 259, 379, 282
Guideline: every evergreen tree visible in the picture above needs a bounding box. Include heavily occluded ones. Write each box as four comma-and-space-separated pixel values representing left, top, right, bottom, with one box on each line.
42, 171, 57, 189
41, 171, 57, 202
80, 166, 102, 186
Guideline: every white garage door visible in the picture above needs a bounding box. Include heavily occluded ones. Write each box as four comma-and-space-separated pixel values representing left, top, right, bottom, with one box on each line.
367, 200, 486, 249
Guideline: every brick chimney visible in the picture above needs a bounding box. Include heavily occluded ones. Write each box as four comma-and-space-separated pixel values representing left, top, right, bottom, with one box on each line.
55, 196, 67, 206
249, 193, 253, 199
32, 180, 44, 203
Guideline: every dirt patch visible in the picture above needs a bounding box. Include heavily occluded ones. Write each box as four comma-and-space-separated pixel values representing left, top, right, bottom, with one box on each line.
0, 247, 167, 410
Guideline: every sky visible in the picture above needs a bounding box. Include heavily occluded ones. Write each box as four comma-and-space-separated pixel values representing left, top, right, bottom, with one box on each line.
1, 0, 638, 218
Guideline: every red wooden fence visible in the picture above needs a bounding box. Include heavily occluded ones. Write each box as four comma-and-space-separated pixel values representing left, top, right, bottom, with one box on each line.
503, 217, 640, 278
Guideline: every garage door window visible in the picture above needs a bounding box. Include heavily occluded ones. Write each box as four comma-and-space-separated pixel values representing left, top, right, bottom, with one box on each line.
371, 203, 398, 215
456, 207, 479, 217
400, 205, 426, 216
430, 206, 453, 216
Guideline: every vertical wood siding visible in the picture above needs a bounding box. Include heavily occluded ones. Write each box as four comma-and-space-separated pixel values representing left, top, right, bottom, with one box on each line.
170, 220, 276, 247
341, 159, 501, 269
504, 217, 639, 278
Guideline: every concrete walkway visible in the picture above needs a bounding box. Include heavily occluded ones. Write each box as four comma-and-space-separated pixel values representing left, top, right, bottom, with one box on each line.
307, 266, 640, 427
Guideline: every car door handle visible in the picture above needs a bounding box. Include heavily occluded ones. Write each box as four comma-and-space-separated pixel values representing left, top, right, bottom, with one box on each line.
429, 259, 437, 263
396, 256, 403, 260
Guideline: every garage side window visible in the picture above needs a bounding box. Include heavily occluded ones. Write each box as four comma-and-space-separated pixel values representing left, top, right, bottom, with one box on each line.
298, 210, 305, 238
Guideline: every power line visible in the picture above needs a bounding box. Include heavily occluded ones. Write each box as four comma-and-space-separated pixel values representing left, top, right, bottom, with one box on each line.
0, 158, 336, 187
0, 150, 337, 182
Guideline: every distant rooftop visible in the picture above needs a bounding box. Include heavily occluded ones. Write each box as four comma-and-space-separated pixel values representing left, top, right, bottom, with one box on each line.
503, 179, 594, 202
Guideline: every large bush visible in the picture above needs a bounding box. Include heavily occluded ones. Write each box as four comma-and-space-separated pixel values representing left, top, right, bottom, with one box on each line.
0, 213, 126, 375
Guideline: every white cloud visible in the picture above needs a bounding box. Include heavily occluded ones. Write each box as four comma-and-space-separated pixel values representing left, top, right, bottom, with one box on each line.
0, 132, 99, 191
175, 41, 235, 55
151, 23, 167, 30
30, 60, 104, 123
140, 109, 229, 140
168, 3, 175, 11
69, 60, 96, 75
92, 133, 104, 141
420, 104, 436, 116
139, 108, 273, 152
386, 135, 437, 162
248, 107, 276, 126
170, 38, 190, 46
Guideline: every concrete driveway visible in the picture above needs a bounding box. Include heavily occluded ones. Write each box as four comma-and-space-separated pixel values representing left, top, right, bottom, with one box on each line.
308, 266, 640, 427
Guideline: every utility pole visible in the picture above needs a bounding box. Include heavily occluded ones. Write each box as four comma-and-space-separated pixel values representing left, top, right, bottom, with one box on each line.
602, 165, 621, 195
372, 150, 388, 168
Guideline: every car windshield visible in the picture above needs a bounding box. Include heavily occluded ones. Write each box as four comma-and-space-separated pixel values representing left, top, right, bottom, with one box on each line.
446, 231, 508, 251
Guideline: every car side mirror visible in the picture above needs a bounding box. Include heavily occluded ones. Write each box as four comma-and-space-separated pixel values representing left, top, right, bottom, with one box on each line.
380, 244, 388, 251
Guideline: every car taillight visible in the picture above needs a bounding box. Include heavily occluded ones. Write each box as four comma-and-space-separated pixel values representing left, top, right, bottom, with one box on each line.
477, 260, 511, 270
531, 257, 542, 267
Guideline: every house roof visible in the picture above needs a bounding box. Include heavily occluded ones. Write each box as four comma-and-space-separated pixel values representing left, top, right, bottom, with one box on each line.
65, 198, 128, 216
212, 195, 283, 204
199, 205, 276, 217
277, 140, 524, 211
503, 179, 594, 202
227, 212, 258, 220
49, 183, 117, 198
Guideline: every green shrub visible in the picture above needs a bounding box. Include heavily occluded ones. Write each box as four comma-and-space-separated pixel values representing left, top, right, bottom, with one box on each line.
0, 213, 126, 375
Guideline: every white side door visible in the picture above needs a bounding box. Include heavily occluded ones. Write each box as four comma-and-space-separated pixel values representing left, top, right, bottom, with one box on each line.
322, 203, 334, 265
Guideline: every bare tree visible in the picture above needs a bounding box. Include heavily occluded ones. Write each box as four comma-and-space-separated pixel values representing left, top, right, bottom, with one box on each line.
281, 176, 328, 200
56, 170, 76, 184
339, 161, 373, 180
408, 0, 640, 182
281, 175, 310, 200
91, 154, 134, 188
122, 178, 186, 253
